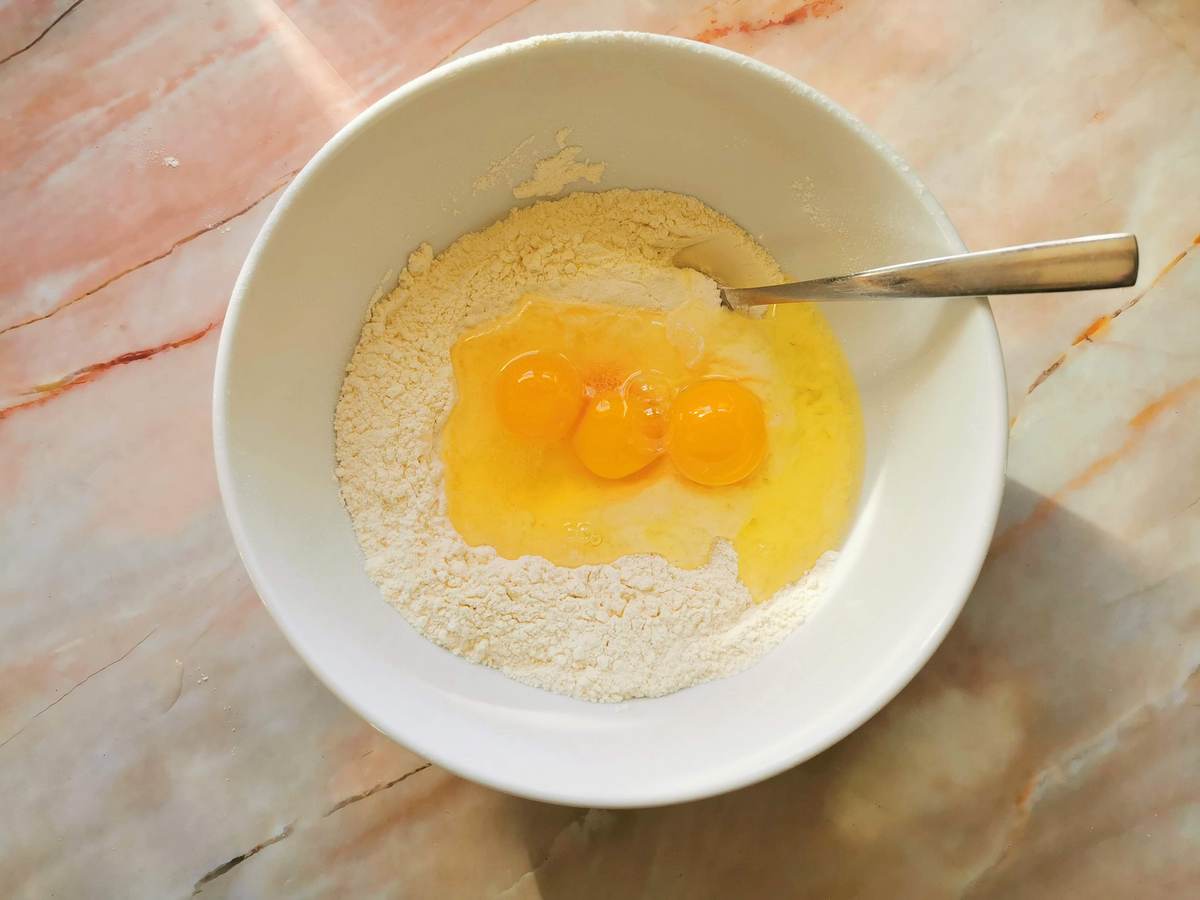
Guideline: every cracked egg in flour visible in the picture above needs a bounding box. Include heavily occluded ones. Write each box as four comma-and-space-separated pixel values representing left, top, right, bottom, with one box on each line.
442, 290, 864, 601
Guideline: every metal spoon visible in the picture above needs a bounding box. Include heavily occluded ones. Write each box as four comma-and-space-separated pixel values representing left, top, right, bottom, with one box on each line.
715, 233, 1138, 310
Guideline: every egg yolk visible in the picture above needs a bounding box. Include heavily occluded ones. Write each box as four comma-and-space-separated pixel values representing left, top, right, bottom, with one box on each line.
495, 350, 584, 441
667, 380, 767, 486
571, 372, 672, 480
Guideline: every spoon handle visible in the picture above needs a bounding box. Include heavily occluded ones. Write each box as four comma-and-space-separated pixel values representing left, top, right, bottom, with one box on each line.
722, 233, 1139, 307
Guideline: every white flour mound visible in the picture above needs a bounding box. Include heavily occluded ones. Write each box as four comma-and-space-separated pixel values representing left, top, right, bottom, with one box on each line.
334, 189, 838, 702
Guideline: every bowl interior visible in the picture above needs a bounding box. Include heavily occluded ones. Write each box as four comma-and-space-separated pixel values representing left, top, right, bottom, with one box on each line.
215, 33, 1006, 807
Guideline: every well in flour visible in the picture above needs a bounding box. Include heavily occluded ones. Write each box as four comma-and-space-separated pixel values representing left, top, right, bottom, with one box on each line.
334, 189, 839, 702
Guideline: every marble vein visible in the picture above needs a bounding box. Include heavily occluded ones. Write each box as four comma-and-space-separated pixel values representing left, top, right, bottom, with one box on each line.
492, 809, 600, 900
1026, 233, 1200, 395
692, 0, 843, 43
191, 761, 435, 894
192, 823, 295, 895
0, 0, 85, 66
0, 320, 220, 420
994, 376, 1200, 554
0, 171, 297, 338
322, 762, 433, 818
0, 626, 156, 752
427, 0, 543, 73
1130, 0, 1200, 65
963, 654, 1200, 896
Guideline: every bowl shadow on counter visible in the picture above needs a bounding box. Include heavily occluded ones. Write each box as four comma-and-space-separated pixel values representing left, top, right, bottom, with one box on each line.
508, 478, 1165, 897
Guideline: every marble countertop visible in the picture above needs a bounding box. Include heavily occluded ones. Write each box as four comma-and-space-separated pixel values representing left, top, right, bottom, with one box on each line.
3, 0, 1199, 896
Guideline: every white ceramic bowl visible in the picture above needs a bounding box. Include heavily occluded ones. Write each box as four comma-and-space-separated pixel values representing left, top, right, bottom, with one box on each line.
214, 32, 1006, 807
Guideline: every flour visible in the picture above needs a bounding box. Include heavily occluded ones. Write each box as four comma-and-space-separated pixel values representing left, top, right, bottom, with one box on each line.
471, 135, 536, 192
334, 189, 838, 702
472, 129, 605, 198
512, 144, 605, 199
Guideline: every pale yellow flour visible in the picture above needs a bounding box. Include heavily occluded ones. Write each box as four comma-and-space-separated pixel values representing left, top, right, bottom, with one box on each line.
334, 190, 837, 702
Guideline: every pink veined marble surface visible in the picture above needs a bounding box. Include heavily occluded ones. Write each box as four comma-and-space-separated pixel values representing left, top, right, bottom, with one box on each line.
2, 0, 1199, 896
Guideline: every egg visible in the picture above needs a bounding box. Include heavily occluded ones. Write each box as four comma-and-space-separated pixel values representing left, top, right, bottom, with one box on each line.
495, 351, 584, 441
571, 383, 663, 480
441, 294, 863, 600
667, 380, 767, 487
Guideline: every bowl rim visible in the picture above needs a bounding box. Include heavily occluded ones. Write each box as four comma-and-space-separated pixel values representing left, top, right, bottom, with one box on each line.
213, 30, 1008, 807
